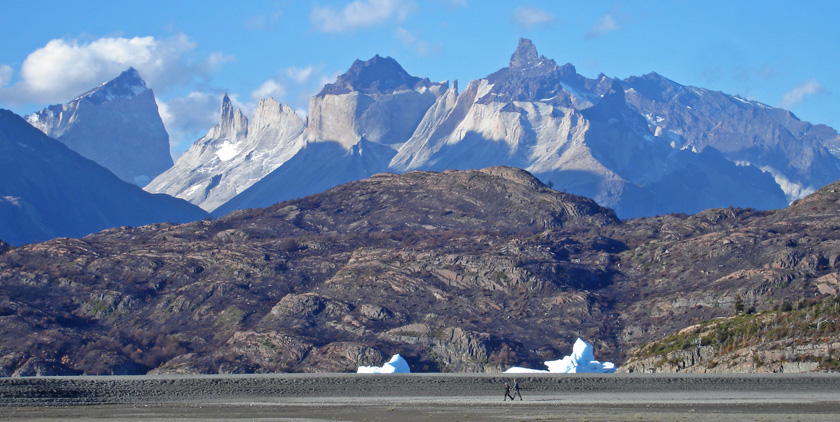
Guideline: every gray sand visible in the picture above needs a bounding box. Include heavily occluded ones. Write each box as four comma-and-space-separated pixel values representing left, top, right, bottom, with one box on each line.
2, 373, 840, 421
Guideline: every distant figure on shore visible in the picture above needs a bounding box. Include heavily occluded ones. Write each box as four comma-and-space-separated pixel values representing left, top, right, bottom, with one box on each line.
503, 382, 514, 401
512, 379, 522, 400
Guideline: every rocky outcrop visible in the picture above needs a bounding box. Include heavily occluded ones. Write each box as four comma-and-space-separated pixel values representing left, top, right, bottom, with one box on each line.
620, 343, 835, 374
382, 324, 503, 372
27, 68, 172, 186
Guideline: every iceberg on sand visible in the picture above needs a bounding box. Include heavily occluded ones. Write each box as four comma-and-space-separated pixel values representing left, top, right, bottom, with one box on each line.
505, 338, 616, 374
357, 354, 411, 374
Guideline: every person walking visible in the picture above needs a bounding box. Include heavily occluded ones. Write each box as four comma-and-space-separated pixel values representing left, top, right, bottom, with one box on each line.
512, 379, 523, 400
503, 382, 514, 401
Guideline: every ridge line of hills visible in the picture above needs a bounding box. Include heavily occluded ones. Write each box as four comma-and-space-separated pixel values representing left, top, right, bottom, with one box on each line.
2, 166, 840, 375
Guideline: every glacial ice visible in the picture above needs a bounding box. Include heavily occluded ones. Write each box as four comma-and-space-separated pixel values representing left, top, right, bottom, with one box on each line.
504, 338, 616, 374
357, 354, 411, 374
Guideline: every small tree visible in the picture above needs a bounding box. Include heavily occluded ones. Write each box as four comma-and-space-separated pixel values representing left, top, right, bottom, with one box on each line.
734, 295, 745, 315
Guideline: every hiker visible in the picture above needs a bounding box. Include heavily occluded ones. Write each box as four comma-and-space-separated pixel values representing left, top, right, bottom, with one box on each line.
504, 382, 514, 401
512, 379, 522, 400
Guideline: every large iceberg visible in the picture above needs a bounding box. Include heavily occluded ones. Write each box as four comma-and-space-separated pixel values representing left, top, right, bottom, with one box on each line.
505, 338, 616, 374
357, 354, 411, 374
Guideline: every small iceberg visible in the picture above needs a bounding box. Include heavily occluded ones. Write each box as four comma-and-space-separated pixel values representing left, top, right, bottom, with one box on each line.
357, 354, 411, 374
505, 338, 616, 374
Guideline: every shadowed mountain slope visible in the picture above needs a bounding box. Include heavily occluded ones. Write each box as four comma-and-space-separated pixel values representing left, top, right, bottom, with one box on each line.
0, 109, 208, 246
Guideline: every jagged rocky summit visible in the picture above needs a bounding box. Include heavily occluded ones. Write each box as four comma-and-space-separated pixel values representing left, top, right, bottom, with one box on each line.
158, 38, 838, 218
0, 109, 208, 245
145, 94, 305, 211
27, 68, 173, 186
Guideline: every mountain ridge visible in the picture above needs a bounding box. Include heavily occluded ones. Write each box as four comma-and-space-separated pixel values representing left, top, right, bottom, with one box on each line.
156, 38, 830, 218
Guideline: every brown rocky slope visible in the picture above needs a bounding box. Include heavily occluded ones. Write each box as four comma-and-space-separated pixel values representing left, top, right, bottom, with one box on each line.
1, 167, 839, 376
0, 167, 621, 376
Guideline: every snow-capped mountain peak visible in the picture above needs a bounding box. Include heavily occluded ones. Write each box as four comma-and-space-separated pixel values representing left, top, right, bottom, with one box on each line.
74, 67, 148, 105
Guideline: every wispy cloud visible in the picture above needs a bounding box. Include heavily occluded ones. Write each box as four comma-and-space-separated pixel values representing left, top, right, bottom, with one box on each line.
157, 91, 226, 154
250, 79, 287, 102
310, 0, 414, 33
585, 14, 619, 40
0, 34, 227, 106
513, 7, 555, 31
0, 64, 11, 87
244, 11, 283, 30
286, 66, 316, 84
249, 64, 335, 114
778, 79, 826, 109
396, 27, 441, 56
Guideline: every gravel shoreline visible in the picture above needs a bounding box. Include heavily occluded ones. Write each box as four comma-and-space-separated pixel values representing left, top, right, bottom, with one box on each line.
3, 373, 840, 421
2, 373, 840, 405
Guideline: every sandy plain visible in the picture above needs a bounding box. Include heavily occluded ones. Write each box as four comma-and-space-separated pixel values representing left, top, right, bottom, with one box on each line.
2, 373, 840, 421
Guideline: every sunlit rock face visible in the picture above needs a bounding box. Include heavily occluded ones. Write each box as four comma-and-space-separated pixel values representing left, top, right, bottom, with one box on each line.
27, 68, 173, 186
145, 95, 305, 212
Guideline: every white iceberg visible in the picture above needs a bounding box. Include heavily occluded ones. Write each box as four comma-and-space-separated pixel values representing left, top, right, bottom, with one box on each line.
505, 338, 616, 374
357, 354, 411, 374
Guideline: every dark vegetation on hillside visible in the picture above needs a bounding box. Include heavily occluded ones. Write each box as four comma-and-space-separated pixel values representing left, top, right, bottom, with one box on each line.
621, 296, 840, 373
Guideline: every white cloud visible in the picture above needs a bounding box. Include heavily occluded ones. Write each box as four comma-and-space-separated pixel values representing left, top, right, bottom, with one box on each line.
286, 66, 316, 84
0, 64, 12, 87
779, 79, 826, 109
513, 7, 555, 31
157, 91, 224, 153
0, 34, 228, 106
585, 14, 619, 39
207, 51, 236, 69
396, 27, 440, 56
251, 79, 287, 102
310, 0, 414, 33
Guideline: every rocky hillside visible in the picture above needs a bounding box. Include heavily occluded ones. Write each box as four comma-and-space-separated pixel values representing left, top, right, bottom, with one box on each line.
620, 296, 840, 373
2, 166, 839, 376
609, 179, 840, 349
0, 167, 621, 376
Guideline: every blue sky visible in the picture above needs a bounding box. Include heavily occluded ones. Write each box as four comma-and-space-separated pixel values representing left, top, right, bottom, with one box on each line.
0, 0, 837, 157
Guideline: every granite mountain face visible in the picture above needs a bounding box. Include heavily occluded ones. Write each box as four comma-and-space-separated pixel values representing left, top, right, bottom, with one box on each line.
622, 72, 840, 201
26, 68, 173, 186
0, 109, 208, 246
144, 95, 306, 211
148, 55, 449, 214
154, 39, 839, 218
2, 167, 840, 375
